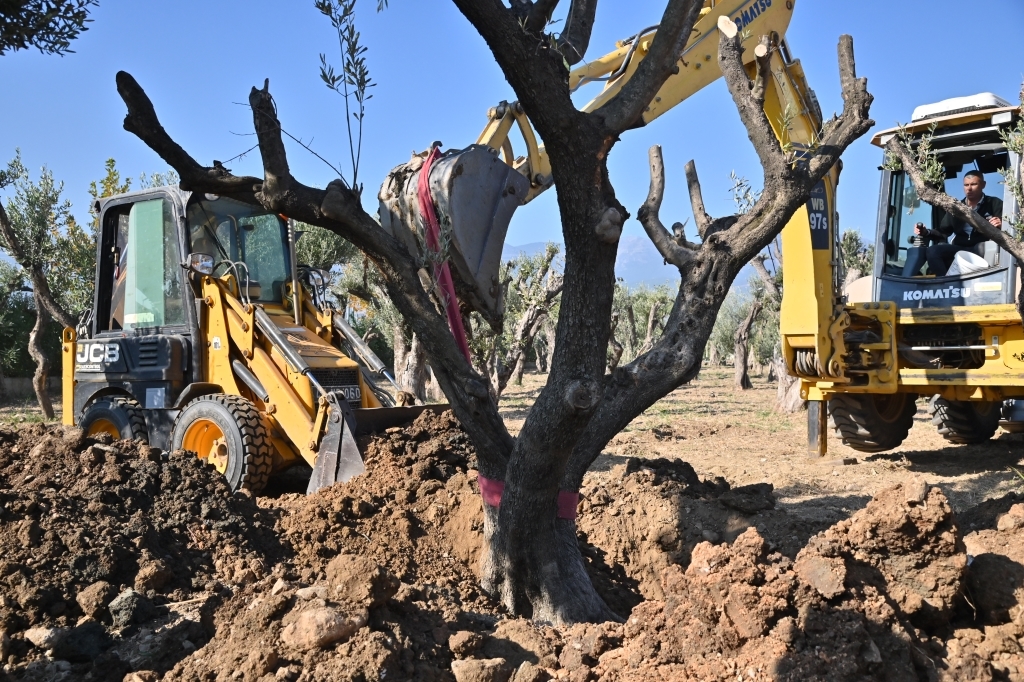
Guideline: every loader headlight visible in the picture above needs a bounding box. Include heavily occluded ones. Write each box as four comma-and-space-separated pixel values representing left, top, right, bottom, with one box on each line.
187, 252, 215, 275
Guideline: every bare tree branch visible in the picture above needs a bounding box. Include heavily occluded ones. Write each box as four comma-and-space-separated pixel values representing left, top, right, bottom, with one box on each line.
749, 39, 772, 107
637, 145, 696, 268
805, 35, 874, 181
716, 25, 873, 261
116, 72, 261, 197
751, 254, 780, 299
557, 0, 597, 65
525, 0, 560, 33
684, 159, 714, 238
716, 18, 786, 176
592, 0, 703, 133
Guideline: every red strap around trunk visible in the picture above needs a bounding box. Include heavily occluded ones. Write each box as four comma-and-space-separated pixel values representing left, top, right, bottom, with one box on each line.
477, 474, 580, 520
417, 146, 472, 363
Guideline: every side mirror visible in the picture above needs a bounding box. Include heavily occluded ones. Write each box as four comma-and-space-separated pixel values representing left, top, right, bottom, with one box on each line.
187, 252, 215, 275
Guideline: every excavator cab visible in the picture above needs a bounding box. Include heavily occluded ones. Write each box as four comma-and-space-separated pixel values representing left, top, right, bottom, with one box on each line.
820, 93, 1024, 452
63, 187, 436, 494
864, 94, 1018, 307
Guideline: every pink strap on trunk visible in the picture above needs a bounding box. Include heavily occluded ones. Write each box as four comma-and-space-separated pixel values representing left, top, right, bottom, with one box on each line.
477, 474, 580, 520
417, 146, 472, 363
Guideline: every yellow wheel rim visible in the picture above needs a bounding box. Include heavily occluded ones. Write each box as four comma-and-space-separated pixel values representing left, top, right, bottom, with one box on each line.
87, 418, 121, 439
182, 419, 229, 474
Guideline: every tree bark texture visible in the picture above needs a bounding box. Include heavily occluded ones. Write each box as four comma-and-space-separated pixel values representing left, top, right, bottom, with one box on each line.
29, 291, 54, 419
114, 6, 872, 624
392, 324, 427, 403
775, 356, 805, 413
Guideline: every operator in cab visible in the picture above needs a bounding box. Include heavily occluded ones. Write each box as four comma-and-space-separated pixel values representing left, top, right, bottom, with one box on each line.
914, 171, 1002, 275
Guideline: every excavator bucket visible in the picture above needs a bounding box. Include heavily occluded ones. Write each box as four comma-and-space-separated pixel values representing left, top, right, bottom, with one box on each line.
307, 393, 364, 494
379, 144, 531, 330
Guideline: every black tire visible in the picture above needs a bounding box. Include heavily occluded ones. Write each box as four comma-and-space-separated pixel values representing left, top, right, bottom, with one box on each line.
829, 392, 917, 453
929, 397, 1000, 444
80, 395, 148, 442
171, 394, 273, 493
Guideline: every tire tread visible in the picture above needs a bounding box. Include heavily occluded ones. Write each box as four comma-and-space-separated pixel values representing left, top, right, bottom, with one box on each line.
172, 394, 272, 493
829, 393, 917, 453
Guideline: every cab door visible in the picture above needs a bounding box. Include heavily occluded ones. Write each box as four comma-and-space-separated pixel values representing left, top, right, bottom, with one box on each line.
76, 190, 195, 446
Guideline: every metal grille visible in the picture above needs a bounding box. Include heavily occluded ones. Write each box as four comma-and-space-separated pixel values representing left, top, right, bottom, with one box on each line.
310, 368, 362, 405
138, 338, 159, 366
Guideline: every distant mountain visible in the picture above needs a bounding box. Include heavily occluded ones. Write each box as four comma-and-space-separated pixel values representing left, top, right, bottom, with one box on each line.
503, 237, 759, 293
502, 237, 680, 289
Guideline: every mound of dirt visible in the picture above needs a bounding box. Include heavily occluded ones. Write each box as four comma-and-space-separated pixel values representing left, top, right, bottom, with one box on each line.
584, 482, 958, 681
0, 423, 282, 680
7, 413, 1024, 681
577, 456, 818, 613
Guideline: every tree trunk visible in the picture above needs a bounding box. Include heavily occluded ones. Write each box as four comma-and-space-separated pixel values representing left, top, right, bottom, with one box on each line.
393, 323, 427, 403
510, 355, 526, 387
534, 332, 549, 373
425, 365, 445, 403
733, 299, 761, 390
543, 319, 556, 370
28, 291, 54, 419
637, 301, 662, 356
708, 343, 720, 367
775, 357, 805, 413
607, 313, 624, 372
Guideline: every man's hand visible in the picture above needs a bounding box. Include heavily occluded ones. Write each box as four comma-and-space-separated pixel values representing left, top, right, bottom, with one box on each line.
914, 222, 926, 235
989, 215, 1003, 229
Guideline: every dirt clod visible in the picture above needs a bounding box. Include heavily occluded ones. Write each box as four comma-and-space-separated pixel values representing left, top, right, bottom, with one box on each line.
451, 657, 513, 682
279, 605, 368, 650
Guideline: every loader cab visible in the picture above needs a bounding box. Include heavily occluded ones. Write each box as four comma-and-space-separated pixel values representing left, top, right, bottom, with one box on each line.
868, 94, 1021, 309
76, 188, 296, 448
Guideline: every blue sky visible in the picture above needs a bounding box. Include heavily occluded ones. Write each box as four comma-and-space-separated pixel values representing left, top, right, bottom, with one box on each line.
2, 0, 1022, 258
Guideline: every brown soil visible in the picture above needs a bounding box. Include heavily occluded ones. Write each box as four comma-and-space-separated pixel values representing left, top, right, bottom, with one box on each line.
2, 369, 1024, 681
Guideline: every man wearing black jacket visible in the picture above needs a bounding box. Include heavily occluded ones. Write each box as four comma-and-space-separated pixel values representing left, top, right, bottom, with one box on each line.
915, 171, 1003, 275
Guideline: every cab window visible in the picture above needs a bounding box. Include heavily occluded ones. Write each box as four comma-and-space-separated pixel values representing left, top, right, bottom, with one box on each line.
882, 153, 1007, 277
186, 196, 290, 303
103, 198, 185, 331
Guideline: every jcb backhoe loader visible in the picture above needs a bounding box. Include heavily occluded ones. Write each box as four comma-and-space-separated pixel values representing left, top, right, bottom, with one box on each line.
61, 189, 439, 493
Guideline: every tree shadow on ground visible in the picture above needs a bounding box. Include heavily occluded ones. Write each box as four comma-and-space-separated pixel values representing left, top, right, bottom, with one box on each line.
866, 431, 1024, 478
771, 489, 873, 527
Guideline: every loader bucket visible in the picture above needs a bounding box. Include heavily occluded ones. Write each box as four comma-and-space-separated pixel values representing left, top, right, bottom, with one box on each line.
308, 393, 364, 494
307, 401, 450, 494
379, 144, 530, 330
352, 404, 448, 436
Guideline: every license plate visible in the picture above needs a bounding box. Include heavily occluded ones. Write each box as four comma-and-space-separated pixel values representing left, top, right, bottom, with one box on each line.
338, 386, 362, 402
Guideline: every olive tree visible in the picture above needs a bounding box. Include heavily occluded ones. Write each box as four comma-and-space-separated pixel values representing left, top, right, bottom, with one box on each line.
115, 2, 873, 623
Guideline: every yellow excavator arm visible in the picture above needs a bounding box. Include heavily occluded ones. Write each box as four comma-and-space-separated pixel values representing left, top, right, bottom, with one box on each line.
472, 0, 843, 387
477, 0, 802, 203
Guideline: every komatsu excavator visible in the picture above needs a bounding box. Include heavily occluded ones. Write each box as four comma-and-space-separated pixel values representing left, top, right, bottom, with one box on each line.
61, 0, 897, 494
807, 94, 1024, 453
